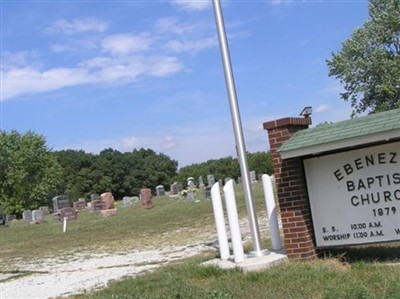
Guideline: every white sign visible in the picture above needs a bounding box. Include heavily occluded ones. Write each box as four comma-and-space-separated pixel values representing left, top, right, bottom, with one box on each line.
304, 141, 400, 247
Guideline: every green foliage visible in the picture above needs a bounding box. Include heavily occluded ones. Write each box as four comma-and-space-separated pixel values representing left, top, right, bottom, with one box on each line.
53, 148, 178, 200
327, 0, 400, 116
176, 152, 273, 185
0, 130, 62, 214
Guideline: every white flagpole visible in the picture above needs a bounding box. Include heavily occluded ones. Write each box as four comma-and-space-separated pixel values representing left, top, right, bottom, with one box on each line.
212, 0, 265, 256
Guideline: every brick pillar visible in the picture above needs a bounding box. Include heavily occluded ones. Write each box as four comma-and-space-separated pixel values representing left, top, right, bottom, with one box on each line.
263, 117, 317, 260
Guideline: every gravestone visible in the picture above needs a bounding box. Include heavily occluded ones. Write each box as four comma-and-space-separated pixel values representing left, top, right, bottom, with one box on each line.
122, 196, 133, 208
204, 186, 212, 199
207, 174, 215, 186
32, 210, 43, 223
186, 179, 195, 201
176, 183, 183, 194
156, 185, 165, 196
78, 198, 86, 202
131, 196, 140, 203
170, 183, 178, 195
90, 194, 100, 201
39, 206, 50, 216
250, 171, 257, 183
91, 199, 103, 212
218, 179, 223, 188
73, 201, 86, 210
198, 176, 205, 189
22, 210, 32, 223
59, 207, 78, 221
140, 188, 153, 209
101, 192, 115, 210
52, 195, 71, 213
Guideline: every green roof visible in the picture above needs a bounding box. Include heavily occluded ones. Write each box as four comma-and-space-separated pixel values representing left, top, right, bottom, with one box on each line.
279, 108, 400, 159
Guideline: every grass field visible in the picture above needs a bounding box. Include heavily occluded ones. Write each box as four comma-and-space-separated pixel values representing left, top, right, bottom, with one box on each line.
1, 182, 399, 298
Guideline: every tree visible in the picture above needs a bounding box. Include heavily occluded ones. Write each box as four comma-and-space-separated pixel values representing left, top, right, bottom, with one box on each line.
0, 130, 62, 214
327, 0, 400, 116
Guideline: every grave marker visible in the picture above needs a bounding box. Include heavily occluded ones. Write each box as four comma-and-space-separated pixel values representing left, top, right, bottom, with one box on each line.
140, 188, 153, 209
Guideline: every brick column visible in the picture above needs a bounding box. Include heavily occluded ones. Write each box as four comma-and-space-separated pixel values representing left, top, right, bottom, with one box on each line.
263, 117, 317, 260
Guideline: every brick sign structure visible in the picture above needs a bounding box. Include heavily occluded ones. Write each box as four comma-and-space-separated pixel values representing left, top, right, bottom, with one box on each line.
263, 108, 400, 260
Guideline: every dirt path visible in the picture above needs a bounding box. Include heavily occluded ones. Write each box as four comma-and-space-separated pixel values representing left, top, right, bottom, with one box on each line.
0, 240, 217, 299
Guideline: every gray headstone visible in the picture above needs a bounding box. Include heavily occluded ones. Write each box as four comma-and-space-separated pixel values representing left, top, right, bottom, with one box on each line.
90, 194, 100, 201
176, 183, 183, 193
198, 176, 205, 189
52, 195, 71, 213
32, 210, 43, 223
250, 171, 257, 183
78, 198, 86, 202
22, 210, 33, 223
218, 179, 223, 188
39, 206, 50, 216
131, 196, 140, 203
122, 196, 133, 208
204, 186, 212, 199
207, 174, 215, 186
156, 185, 165, 196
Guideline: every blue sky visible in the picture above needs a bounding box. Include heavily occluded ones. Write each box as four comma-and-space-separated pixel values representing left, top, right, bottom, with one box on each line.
1, 0, 369, 167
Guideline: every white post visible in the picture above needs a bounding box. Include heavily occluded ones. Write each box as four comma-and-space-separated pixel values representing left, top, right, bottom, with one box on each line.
223, 179, 245, 263
63, 217, 67, 233
262, 174, 283, 250
211, 182, 230, 260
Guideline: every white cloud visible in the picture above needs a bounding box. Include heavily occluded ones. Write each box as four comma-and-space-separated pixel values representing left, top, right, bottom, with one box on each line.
164, 37, 217, 53
1, 66, 93, 100
101, 34, 153, 55
172, 0, 211, 11
45, 17, 108, 34
155, 17, 194, 35
1, 54, 184, 100
315, 104, 330, 113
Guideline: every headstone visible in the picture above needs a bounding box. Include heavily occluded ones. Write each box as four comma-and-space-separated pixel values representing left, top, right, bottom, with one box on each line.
250, 171, 257, 183
204, 186, 212, 199
5, 214, 17, 223
224, 177, 232, 185
140, 188, 153, 209
176, 183, 183, 193
131, 196, 140, 203
101, 192, 115, 210
170, 183, 178, 195
122, 196, 133, 208
186, 179, 195, 201
52, 195, 71, 213
59, 207, 78, 221
207, 174, 215, 186
73, 201, 86, 210
78, 198, 86, 202
198, 176, 205, 189
32, 210, 43, 223
218, 179, 223, 188
22, 210, 32, 223
39, 206, 50, 216
91, 199, 103, 211
90, 194, 100, 201
156, 185, 165, 196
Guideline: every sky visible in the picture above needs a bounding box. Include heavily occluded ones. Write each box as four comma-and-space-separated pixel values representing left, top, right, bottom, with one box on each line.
1, 0, 369, 168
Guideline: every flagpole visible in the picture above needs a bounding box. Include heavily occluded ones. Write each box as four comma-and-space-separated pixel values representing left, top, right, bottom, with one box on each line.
212, 0, 265, 256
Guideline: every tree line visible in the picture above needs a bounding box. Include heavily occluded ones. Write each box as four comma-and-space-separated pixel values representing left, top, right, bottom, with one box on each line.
0, 130, 273, 215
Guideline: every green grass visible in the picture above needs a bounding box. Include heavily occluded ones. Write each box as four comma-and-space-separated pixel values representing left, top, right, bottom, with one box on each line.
0, 183, 267, 265
70, 255, 400, 299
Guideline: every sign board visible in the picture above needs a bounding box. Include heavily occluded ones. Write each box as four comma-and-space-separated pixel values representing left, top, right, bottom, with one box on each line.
304, 141, 400, 247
